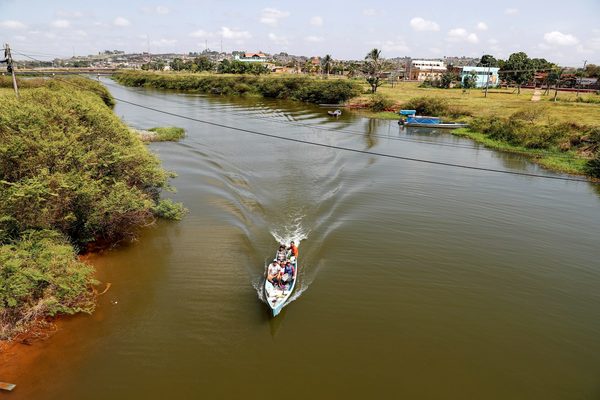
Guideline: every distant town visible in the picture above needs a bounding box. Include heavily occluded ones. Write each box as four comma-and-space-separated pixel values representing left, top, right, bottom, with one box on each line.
10, 48, 600, 90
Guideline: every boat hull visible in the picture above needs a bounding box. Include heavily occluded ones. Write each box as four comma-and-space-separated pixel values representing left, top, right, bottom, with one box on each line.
403, 122, 468, 129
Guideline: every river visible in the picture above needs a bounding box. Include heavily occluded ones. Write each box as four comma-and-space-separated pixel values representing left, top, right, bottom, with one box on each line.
2, 78, 600, 399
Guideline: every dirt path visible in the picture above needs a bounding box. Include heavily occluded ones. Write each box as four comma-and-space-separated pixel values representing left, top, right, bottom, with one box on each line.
531, 89, 542, 102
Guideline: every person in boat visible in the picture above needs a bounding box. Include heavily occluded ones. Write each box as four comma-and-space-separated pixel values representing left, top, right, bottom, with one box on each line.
281, 261, 295, 283
276, 245, 287, 262
267, 260, 283, 284
287, 241, 298, 258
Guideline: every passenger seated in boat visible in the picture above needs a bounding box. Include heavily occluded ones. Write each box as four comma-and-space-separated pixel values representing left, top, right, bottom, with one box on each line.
276, 245, 287, 261
281, 261, 295, 283
267, 261, 283, 284
287, 241, 298, 258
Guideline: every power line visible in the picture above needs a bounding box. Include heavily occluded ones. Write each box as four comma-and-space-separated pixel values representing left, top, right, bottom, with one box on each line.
98, 79, 580, 160
72, 80, 591, 184
9, 66, 595, 184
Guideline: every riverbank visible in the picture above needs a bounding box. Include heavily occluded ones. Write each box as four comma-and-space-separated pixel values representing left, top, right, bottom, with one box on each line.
0, 77, 185, 341
348, 82, 600, 178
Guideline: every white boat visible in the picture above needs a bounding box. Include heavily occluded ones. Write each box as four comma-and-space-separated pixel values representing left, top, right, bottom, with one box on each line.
264, 244, 298, 317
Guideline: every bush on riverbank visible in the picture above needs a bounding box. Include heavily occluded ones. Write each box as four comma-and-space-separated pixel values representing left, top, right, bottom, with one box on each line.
0, 230, 96, 340
461, 107, 600, 177
113, 71, 362, 104
368, 93, 394, 112
469, 108, 599, 151
0, 75, 115, 108
148, 127, 186, 142
0, 78, 184, 339
402, 96, 470, 118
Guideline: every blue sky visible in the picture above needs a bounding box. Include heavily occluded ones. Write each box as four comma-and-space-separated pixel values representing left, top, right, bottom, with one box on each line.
1, 0, 598, 66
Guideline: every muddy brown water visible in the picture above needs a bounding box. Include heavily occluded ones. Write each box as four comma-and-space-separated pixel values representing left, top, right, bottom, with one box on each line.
2, 78, 600, 399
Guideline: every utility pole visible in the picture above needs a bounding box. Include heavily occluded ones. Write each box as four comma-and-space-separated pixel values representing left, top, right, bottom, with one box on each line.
484, 63, 491, 98
576, 60, 587, 97
3, 43, 19, 99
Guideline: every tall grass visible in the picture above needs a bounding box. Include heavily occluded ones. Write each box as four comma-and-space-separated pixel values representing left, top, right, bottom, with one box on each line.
461, 108, 600, 176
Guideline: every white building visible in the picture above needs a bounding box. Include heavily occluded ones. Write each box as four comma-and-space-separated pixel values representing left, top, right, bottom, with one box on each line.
408, 59, 447, 81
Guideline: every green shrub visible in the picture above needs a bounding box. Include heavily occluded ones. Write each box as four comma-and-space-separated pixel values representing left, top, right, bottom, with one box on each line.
0, 86, 170, 246
148, 126, 186, 142
403, 96, 450, 116
0, 230, 96, 339
0, 78, 184, 338
153, 199, 187, 221
586, 153, 600, 178
368, 93, 394, 112
114, 71, 362, 104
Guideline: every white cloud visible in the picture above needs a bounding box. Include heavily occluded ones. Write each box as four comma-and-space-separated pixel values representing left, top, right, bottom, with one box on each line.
190, 29, 211, 38
410, 17, 440, 32
505, 8, 518, 15
447, 28, 479, 43
113, 17, 131, 27
310, 16, 323, 27
0, 20, 27, 30
220, 27, 251, 40
543, 31, 579, 46
56, 10, 83, 18
143, 5, 170, 14
150, 38, 177, 47
488, 38, 499, 44
51, 19, 70, 28
363, 9, 377, 16
379, 39, 410, 53
74, 30, 88, 37
476, 22, 488, 31
14, 35, 27, 41
305, 35, 323, 43
268, 33, 289, 46
260, 8, 290, 26
189, 27, 251, 40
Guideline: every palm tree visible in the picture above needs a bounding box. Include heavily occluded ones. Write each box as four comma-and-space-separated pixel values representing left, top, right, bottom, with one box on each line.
364, 48, 382, 93
322, 54, 333, 79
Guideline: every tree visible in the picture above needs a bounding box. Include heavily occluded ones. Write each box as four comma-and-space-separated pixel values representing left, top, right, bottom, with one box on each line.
193, 56, 214, 72
546, 68, 564, 101
502, 52, 533, 94
363, 48, 382, 93
322, 54, 333, 78
462, 71, 477, 89
440, 69, 459, 89
169, 58, 186, 71
584, 63, 600, 78
477, 54, 498, 67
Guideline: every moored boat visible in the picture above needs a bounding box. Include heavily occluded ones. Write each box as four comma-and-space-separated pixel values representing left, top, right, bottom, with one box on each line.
264, 243, 298, 317
398, 109, 468, 129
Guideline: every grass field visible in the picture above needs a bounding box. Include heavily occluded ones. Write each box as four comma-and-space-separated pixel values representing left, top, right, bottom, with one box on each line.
350, 81, 600, 126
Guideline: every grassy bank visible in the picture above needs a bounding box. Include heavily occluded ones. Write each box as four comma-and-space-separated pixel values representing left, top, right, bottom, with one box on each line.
351, 81, 600, 126
0, 77, 185, 339
113, 70, 362, 104
351, 82, 600, 177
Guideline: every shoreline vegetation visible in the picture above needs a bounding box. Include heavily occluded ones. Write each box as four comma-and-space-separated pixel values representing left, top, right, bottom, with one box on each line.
113, 70, 362, 104
0, 76, 186, 340
131, 126, 186, 142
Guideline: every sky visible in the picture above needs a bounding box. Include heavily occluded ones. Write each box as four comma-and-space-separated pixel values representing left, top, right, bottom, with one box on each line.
1, 0, 599, 66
